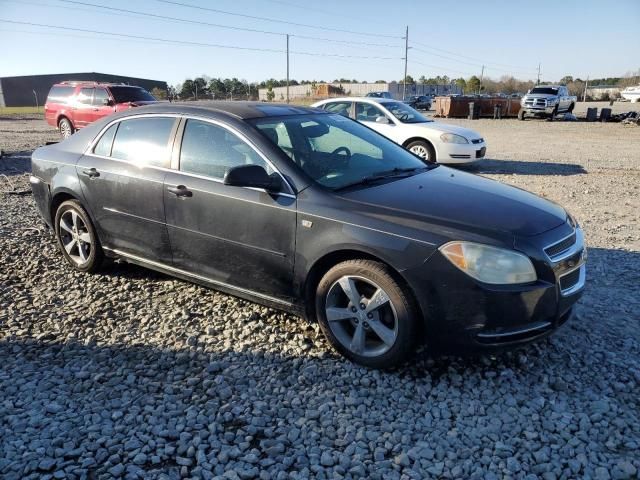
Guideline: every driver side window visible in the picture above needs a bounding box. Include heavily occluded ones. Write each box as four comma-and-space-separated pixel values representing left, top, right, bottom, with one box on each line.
355, 103, 387, 122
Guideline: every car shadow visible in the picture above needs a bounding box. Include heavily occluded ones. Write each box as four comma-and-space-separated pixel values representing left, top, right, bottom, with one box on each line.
0, 152, 31, 177
455, 158, 587, 176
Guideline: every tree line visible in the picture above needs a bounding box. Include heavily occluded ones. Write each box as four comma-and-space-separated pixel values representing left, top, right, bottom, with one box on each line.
158, 69, 639, 101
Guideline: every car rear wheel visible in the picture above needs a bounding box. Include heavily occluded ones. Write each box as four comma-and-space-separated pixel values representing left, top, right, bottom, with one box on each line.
406, 140, 436, 162
315, 259, 418, 369
54, 200, 103, 272
58, 118, 74, 138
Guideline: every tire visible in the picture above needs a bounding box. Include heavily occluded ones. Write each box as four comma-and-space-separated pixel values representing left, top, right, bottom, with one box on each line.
406, 140, 436, 163
58, 117, 74, 138
518, 109, 526, 121
548, 106, 559, 122
54, 200, 104, 273
315, 259, 419, 369
567, 103, 575, 113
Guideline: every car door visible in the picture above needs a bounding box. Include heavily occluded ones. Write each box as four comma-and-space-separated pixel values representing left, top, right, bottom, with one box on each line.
89, 87, 116, 123
76, 115, 178, 264
72, 87, 95, 128
354, 102, 400, 142
163, 117, 297, 300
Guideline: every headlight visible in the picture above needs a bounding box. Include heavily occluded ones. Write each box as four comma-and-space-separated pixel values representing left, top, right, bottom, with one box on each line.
439, 241, 537, 284
440, 133, 468, 144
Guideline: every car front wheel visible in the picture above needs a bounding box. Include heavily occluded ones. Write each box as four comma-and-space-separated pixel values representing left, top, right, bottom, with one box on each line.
315, 259, 418, 369
54, 200, 103, 272
406, 140, 436, 162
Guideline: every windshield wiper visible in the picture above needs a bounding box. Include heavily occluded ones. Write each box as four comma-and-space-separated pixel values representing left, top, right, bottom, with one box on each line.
334, 167, 428, 192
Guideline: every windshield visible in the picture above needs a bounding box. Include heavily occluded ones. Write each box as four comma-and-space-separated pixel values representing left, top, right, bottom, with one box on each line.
109, 86, 156, 103
250, 113, 433, 190
529, 87, 559, 95
382, 102, 432, 123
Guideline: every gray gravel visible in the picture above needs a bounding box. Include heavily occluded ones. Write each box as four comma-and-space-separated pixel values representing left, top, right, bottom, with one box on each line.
1, 115, 639, 479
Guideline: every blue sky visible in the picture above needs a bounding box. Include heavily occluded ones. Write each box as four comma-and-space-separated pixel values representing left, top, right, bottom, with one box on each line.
1, 0, 638, 86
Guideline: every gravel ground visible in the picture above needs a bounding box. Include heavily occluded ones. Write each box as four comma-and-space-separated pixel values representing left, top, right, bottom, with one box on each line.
1, 114, 639, 480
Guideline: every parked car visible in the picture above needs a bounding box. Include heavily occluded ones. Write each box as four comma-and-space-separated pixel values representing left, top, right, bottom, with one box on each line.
404, 95, 432, 110
30, 102, 586, 368
313, 97, 486, 164
45, 81, 158, 138
365, 92, 393, 99
519, 85, 576, 121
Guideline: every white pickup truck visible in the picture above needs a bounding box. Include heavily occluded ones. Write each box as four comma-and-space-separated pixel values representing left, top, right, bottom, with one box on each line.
519, 85, 576, 121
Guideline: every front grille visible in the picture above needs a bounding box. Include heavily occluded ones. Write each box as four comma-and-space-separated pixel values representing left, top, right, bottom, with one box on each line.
545, 232, 576, 259
471, 138, 484, 144
525, 98, 546, 107
559, 267, 581, 292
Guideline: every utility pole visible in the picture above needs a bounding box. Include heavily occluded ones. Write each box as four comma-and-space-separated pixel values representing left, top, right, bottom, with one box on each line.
195, 83, 198, 101
536, 63, 541, 85
479, 65, 485, 94
286, 34, 290, 104
402, 26, 408, 101
584, 76, 589, 102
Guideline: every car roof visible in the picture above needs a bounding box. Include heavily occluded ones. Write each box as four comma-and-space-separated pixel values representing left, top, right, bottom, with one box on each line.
117, 101, 326, 120
318, 97, 397, 104
53, 81, 144, 88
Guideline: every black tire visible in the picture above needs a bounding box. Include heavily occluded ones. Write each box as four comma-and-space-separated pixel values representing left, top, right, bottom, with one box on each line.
58, 117, 74, 138
567, 103, 575, 113
315, 259, 419, 369
54, 200, 104, 273
406, 139, 436, 163
518, 109, 526, 121
548, 105, 559, 122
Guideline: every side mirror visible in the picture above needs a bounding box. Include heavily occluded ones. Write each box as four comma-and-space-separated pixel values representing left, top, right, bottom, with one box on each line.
223, 164, 281, 192
375, 116, 391, 124
103, 98, 113, 106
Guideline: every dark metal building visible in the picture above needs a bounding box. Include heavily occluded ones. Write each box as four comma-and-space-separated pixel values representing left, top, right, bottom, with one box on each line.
0, 72, 168, 107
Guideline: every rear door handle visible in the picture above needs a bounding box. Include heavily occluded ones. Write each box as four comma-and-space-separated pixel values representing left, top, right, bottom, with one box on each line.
81, 168, 100, 178
167, 185, 193, 197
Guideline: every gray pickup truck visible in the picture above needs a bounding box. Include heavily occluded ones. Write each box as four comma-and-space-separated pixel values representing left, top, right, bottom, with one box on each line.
519, 85, 576, 121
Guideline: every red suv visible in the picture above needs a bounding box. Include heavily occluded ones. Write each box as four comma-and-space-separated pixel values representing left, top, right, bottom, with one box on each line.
45, 81, 158, 138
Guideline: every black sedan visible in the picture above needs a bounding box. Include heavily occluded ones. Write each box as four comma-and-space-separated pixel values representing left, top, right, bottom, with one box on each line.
404, 95, 432, 110
30, 102, 586, 368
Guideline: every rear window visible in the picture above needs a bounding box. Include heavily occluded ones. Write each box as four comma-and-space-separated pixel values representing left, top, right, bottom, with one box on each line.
109, 86, 156, 103
46, 86, 75, 104
110, 117, 175, 167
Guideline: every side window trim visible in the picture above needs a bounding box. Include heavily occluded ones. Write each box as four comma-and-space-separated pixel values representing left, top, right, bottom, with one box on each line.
175, 115, 295, 196
92, 122, 119, 157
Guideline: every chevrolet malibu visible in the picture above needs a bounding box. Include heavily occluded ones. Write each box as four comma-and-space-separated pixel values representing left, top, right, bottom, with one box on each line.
30, 102, 586, 368
313, 97, 486, 164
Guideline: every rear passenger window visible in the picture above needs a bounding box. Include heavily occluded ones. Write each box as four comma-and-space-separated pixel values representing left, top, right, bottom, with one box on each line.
111, 117, 175, 167
93, 123, 118, 157
180, 119, 272, 179
93, 88, 110, 106
77, 88, 93, 105
323, 102, 351, 117
46, 86, 75, 104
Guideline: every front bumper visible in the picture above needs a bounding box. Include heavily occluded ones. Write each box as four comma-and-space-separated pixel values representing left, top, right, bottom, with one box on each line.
521, 103, 556, 114
438, 141, 487, 164
404, 224, 586, 353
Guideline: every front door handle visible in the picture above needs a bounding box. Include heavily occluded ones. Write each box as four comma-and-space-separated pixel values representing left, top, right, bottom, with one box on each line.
81, 168, 100, 178
167, 185, 193, 198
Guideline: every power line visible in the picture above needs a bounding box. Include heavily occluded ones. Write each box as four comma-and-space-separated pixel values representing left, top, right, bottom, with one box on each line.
56, 0, 401, 48
411, 40, 537, 74
0, 19, 401, 60
155, 0, 403, 39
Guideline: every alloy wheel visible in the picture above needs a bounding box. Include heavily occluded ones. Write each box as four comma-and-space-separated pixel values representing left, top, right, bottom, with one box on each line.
59, 120, 72, 138
410, 145, 429, 160
59, 209, 92, 265
325, 275, 398, 357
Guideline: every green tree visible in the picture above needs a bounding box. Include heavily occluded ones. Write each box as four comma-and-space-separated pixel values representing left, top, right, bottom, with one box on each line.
467, 75, 481, 93
402, 75, 415, 84
560, 75, 574, 85
179, 79, 195, 99
208, 78, 226, 99
266, 85, 275, 102
454, 77, 467, 93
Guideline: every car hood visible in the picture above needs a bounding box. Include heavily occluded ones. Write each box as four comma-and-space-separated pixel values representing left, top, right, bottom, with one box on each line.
340, 166, 566, 237
412, 121, 483, 140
